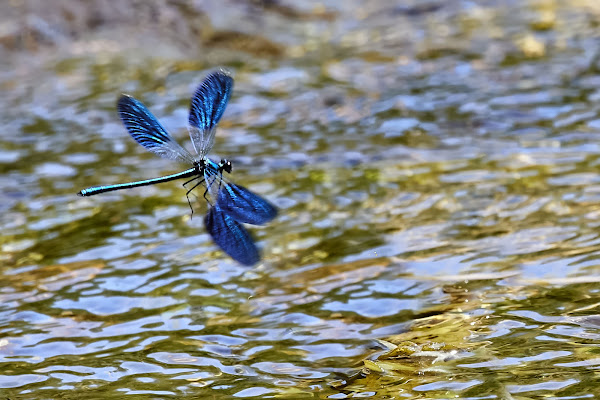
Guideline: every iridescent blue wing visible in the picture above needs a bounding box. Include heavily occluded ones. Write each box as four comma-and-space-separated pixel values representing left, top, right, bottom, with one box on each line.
188, 70, 234, 157
217, 183, 277, 225
204, 202, 260, 266
118, 95, 193, 163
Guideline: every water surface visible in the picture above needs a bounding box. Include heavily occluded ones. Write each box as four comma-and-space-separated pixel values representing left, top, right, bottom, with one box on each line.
2, 1, 600, 398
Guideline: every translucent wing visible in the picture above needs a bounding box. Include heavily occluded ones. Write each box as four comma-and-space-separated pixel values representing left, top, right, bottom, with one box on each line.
204, 202, 260, 266
118, 95, 193, 163
217, 183, 277, 225
188, 70, 234, 157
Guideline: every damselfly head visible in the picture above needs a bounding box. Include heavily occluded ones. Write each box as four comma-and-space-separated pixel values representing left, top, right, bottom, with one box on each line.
220, 159, 232, 174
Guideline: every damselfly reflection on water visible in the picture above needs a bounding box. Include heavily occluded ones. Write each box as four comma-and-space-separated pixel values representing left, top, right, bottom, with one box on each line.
78, 70, 277, 266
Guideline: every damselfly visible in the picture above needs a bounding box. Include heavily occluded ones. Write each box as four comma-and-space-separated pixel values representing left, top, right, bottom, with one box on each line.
78, 70, 277, 265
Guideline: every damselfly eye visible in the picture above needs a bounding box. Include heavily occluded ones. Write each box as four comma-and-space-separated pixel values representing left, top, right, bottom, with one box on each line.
221, 159, 232, 173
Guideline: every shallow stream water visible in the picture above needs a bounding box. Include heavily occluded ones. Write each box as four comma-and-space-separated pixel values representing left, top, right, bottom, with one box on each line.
2, 1, 600, 398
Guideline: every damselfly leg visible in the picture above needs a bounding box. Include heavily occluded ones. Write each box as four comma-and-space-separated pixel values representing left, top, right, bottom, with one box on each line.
182, 175, 205, 216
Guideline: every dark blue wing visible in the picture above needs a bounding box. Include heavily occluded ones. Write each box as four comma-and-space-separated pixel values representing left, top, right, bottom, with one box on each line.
188, 70, 234, 157
204, 202, 260, 266
217, 183, 278, 225
118, 95, 193, 163
189, 70, 233, 131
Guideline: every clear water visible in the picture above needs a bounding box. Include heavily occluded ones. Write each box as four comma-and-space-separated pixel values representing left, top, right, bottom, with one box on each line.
2, 0, 600, 398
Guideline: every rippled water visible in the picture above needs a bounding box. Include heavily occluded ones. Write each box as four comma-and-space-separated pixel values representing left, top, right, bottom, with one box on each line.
3, 0, 600, 398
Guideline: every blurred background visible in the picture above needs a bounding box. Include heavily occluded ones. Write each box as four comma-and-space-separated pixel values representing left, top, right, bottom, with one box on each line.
2, 0, 600, 398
